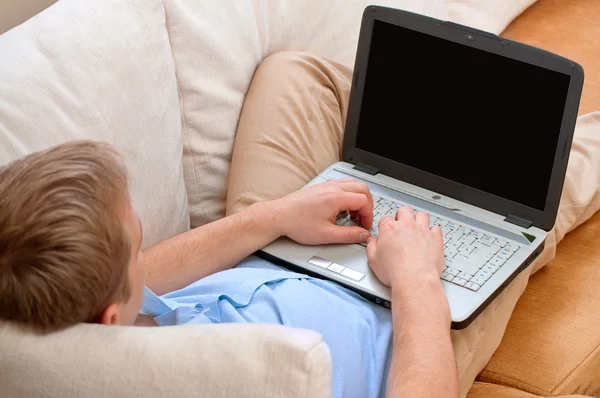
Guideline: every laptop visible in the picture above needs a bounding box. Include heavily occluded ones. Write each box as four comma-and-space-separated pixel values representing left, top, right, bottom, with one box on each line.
258, 6, 584, 329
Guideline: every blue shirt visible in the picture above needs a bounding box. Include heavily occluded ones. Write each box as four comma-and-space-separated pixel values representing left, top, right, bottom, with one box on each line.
142, 255, 393, 398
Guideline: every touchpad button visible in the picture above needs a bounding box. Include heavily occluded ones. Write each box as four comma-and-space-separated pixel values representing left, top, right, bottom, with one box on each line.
314, 245, 369, 274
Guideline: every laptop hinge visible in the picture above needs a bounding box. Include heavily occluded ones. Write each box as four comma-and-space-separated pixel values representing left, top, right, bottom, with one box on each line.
504, 214, 533, 229
353, 163, 379, 176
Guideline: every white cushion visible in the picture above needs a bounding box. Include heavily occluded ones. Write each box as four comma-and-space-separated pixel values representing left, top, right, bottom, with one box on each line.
445, 0, 537, 33
0, 322, 332, 398
0, 0, 189, 248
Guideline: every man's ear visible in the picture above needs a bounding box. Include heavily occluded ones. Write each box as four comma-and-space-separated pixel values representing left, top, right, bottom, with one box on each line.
98, 303, 120, 325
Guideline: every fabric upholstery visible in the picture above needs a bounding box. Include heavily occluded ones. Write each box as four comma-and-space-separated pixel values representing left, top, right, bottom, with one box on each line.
477, 212, 600, 397
0, 0, 189, 248
225, 50, 600, 398
0, 322, 332, 398
163, 0, 535, 227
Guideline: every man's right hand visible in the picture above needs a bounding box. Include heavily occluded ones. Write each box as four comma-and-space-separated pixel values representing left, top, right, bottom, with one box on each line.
366, 206, 445, 291
368, 206, 458, 397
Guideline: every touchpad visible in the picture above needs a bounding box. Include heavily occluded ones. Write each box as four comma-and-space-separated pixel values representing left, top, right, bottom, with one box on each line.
315, 245, 370, 273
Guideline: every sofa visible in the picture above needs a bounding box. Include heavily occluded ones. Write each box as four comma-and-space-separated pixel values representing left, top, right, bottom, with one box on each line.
0, 0, 598, 397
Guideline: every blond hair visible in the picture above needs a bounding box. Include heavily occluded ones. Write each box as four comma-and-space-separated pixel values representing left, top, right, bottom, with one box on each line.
0, 140, 132, 333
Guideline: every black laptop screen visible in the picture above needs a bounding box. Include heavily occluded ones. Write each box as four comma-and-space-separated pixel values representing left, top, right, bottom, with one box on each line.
355, 20, 571, 211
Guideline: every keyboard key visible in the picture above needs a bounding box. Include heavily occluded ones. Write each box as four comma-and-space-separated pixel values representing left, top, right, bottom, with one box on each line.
458, 226, 471, 235
335, 217, 349, 226
451, 277, 468, 287
435, 219, 449, 228
458, 245, 474, 255
345, 220, 360, 228
441, 273, 454, 282
475, 270, 492, 281
444, 248, 458, 259
447, 223, 459, 230
488, 244, 502, 254
445, 267, 460, 276
490, 256, 507, 267
446, 240, 462, 250
384, 208, 397, 217
497, 249, 513, 260
327, 263, 345, 273
459, 235, 476, 246
458, 272, 473, 280
377, 205, 392, 215
341, 267, 364, 281
481, 235, 496, 245
441, 225, 453, 236
470, 277, 486, 285
447, 230, 464, 242
482, 263, 500, 274
506, 243, 520, 252
470, 230, 483, 239
494, 239, 507, 247
465, 282, 481, 291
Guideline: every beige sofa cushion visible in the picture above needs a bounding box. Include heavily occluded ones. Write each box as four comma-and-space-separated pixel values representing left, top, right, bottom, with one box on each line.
0, 322, 332, 398
0, 0, 189, 248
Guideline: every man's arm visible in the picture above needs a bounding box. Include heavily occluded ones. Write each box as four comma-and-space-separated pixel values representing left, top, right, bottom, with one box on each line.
144, 201, 280, 296
144, 179, 374, 296
367, 207, 458, 398
388, 277, 457, 397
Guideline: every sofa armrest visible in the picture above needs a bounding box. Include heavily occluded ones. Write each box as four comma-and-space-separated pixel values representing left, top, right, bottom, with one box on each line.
0, 322, 332, 398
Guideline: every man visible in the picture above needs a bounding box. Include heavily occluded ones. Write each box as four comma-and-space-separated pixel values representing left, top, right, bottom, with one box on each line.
0, 137, 457, 398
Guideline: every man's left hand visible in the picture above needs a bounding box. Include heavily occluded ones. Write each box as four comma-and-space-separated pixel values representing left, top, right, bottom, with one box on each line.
271, 179, 374, 245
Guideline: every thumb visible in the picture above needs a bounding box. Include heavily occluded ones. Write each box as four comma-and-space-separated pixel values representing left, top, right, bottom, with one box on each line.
324, 225, 371, 244
366, 237, 377, 263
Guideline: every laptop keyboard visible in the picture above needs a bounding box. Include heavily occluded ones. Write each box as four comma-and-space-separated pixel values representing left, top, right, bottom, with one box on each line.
335, 194, 521, 292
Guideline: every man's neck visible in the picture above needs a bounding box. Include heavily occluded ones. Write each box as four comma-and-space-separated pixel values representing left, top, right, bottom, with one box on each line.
134, 313, 157, 326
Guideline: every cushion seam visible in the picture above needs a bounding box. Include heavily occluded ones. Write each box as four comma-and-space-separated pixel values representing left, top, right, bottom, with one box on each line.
478, 369, 550, 395
160, 0, 201, 215
554, 340, 600, 394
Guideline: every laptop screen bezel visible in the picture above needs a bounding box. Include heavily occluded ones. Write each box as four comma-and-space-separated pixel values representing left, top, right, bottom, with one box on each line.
342, 6, 584, 232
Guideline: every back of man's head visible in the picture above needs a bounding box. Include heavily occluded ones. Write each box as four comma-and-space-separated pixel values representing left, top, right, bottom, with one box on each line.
0, 140, 132, 333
